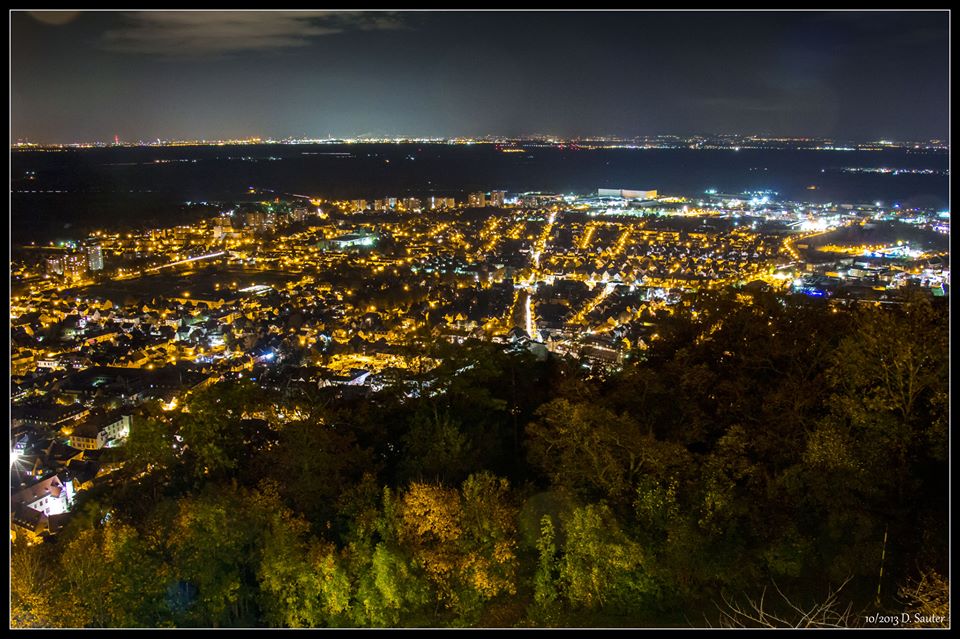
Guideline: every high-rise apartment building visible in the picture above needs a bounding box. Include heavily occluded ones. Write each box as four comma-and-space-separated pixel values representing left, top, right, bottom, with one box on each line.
87, 246, 104, 271
62, 254, 87, 280
46, 256, 64, 276
468, 192, 486, 207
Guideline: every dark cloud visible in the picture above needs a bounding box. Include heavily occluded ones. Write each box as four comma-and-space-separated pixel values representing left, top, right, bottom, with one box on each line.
99, 11, 404, 56
27, 11, 81, 26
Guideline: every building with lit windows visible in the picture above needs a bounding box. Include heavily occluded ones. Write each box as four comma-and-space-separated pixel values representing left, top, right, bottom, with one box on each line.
597, 188, 658, 200
45, 254, 89, 279
63, 254, 87, 279
318, 232, 378, 251
12, 473, 75, 518
67, 412, 132, 450
46, 256, 64, 276
87, 245, 104, 271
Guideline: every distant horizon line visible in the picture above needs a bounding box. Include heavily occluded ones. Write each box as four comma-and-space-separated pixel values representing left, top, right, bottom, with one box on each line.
10, 133, 950, 149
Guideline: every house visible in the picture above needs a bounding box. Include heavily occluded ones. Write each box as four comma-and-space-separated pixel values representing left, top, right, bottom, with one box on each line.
10, 428, 79, 486
12, 473, 75, 518
67, 412, 132, 450
318, 368, 371, 387
580, 334, 623, 367
10, 505, 73, 545
44, 440, 85, 467
67, 459, 101, 491
11, 403, 89, 431
11, 504, 47, 545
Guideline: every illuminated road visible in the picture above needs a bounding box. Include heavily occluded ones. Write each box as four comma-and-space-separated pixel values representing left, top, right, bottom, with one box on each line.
569, 282, 616, 330
143, 251, 226, 273
524, 291, 540, 341
531, 210, 557, 268
524, 209, 556, 340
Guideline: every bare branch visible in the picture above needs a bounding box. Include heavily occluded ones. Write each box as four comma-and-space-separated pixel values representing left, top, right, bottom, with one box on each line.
716, 576, 859, 628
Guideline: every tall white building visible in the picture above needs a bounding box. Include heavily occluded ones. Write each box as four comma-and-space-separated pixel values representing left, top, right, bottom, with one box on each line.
87, 245, 104, 271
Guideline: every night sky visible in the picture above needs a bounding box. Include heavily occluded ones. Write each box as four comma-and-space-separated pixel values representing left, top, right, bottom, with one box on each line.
11, 10, 950, 143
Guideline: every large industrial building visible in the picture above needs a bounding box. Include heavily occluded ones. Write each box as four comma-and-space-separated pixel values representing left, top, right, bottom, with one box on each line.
597, 188, 658, 200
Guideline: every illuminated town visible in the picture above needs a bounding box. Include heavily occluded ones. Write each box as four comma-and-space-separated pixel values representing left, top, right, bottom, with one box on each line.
12, 186, 949, 381
11, 185, 949, 524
